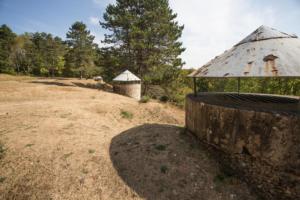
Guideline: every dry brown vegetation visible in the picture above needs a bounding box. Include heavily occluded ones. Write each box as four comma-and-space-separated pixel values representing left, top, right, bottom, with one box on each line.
0, 74, 257, 200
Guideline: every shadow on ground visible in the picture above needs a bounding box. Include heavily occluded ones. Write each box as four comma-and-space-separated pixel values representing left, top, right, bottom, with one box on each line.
30, 81, 72, 87
109, 124, 256, 200
29, 80, 113, 92
71, 82, 113, 92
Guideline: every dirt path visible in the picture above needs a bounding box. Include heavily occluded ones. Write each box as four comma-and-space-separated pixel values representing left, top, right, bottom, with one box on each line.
0, 75, 257, 200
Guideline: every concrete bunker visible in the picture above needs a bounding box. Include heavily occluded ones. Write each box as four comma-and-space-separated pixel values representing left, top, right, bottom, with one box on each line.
186, 25, 300, 200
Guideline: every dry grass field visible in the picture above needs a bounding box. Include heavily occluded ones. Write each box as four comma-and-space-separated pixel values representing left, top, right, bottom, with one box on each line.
0, 74, 257, 200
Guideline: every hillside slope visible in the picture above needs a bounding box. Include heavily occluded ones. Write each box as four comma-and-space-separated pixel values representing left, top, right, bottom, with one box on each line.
0, 75, 256, 200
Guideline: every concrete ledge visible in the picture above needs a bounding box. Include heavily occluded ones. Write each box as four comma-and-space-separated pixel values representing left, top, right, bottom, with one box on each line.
185, 93, 300, 199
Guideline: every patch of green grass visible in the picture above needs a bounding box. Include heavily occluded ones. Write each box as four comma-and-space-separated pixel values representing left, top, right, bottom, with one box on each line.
120, 110, 133, 119
88, 149, 95, 154
139, 95, 150, 103
213, 171, 236, 189
0, 176, 6, 183
214, 173, 227, 183
160, 165, 168, 174
82, 169, 89, 174
155, 144, 167, 151
25, 143, 34, 148
62, 152, 73, 159
24, 125, 34, 130
60, 113, 72, 118
159, 95, 169, 102
0, 143, 5, 159
63, 123, 74, 130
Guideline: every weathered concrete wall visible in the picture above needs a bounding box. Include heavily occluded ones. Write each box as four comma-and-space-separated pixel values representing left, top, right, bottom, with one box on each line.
185, 94, 300, 199
113, 82, 141, 100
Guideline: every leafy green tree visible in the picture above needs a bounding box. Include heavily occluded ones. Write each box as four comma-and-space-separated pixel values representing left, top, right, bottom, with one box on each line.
194, 77, 300, 96
64, 22, 98, 78
29, 32, 48, 74
46, 36, 66, 76
10, 34, 28, 74
95, 47, 122, 81
20, 32, 66, 76
0, 24, 16, 73
100, 0, 185, 86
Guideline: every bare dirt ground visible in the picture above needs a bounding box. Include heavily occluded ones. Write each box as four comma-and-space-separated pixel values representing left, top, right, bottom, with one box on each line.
0, 74, 257, 200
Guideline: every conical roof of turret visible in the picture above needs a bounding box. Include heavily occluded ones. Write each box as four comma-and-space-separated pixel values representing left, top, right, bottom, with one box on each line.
113, 70, 141, 82
190, 25, 300, 78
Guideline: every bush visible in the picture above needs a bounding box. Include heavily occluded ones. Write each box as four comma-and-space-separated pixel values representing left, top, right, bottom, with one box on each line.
40, 67, 49, 76
0, 143, 5, 159
155, 144, 166, 151
160, 165, 168, 174
159, 95, 169, 102
120, 110, 133, 119
2, 68, 16, 75
139, 95, 150, 103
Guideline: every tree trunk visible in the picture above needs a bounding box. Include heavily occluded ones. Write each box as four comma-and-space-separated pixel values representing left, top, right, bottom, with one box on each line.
16, 64, 20, 75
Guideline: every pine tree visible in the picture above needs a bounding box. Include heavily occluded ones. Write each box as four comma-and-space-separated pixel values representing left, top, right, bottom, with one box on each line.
0, 24, 16, 73
101, 0, 185, 86
64, 22, 97, 78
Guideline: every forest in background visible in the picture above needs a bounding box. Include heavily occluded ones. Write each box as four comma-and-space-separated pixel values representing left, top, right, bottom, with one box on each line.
0, 0, 299, 107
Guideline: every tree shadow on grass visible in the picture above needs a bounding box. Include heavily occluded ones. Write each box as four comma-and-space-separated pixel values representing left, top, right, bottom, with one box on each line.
30, 81, 73, 87
71, 82, 113, 92
29, 80, 113, 93
109, 124, 256, 200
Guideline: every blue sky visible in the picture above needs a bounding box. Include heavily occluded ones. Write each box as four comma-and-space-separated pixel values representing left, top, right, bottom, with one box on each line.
0, 0, 300, 68
0, 0, 111, 43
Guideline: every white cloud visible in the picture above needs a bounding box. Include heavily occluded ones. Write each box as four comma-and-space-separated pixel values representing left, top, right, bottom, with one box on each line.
92, 0, 115, 7
169, 0, 277, 68
90, 0, 299, 69
89, 16, 100, 26
91, 31, 104, 46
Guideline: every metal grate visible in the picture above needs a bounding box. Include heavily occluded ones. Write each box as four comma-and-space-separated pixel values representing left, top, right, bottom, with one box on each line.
190, 93, 300, 116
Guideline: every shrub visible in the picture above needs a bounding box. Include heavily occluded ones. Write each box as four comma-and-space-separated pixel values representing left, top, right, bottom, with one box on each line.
40, 67, 49, 76
0, 143, 5, 159
25, 143, 34, 147
155, 144, 166, 151
0, 176, 6, 183
88, 149, 95, 154
139, 95, 150, 103
160, 165, 168, 174
159, 95, 169, 102
120, 110, 133, 119
2, 68, 16, 75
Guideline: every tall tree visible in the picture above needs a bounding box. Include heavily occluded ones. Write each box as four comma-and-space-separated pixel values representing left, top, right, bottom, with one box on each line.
101, 0, 185, 87
21, 32, 66, 76
0, 24, 16, 73
64, 22, 97, 78
46, 35, 66, 76
10, 34, 30, 74
96, 47, 122, 81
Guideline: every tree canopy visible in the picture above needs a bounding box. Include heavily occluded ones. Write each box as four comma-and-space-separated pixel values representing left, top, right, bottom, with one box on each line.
101, 0, 185, 87
0, 24, 16, 73
64, 21, 99, 78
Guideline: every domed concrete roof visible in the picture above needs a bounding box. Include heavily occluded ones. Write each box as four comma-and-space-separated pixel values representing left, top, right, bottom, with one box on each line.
236, 25, 297, 46
113, 70, 141, 82
190, 25, 300, 78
